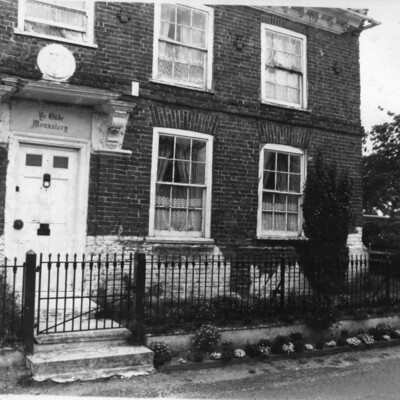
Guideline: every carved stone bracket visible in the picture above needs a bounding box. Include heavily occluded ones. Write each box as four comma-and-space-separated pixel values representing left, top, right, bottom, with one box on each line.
92, 100, 134, 156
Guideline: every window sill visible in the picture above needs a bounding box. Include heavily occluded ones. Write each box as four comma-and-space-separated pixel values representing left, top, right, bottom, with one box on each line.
14, 30, 98, 49
149, 79, 215, 94
260, 100, 311, 113
257, 235, 307, 241
145, 236, 215, 245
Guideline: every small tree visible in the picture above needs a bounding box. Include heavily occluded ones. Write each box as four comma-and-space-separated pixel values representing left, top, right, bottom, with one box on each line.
299, 154, 353, 326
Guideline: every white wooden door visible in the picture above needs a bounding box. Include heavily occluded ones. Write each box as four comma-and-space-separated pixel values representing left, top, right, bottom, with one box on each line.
8, 144, 79, 261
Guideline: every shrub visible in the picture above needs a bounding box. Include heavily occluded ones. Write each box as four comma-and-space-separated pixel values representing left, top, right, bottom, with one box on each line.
336, 337, 347, 347
271, 335, 288, 354
193, 324, 220, 353
220, 341, 235, 362
368, 323, 394, 341
150, 342, 172, 367
0, 271, 23, 343
300, 153, 353, 329
315, 341, 324, 350
244, 342, 262, 358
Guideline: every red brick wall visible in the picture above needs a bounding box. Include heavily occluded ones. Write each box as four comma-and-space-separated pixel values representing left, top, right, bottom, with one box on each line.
0, 2, 363, 244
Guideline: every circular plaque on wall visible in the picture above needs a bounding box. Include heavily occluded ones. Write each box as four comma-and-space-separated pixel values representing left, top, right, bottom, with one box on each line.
37, 44, 76, 82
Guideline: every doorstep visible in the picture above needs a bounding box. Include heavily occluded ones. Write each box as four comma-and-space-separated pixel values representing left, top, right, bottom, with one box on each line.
158, 338, 400, 372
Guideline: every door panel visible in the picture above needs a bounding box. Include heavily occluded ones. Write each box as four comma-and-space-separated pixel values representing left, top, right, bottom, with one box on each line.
8, 144, 79, 260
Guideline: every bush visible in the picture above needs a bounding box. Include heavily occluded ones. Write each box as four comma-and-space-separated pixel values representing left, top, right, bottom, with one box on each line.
244, 342, 262, 358
271, 335, 289, 354
193, 325, 220, 353
0, 271, 23, 343
300, 153, 353, 329
220, 341, 235, 362
150, 342, 172, 367
336, 337, 347, 347
289, 333, 305, 353
368, 323, 394, 341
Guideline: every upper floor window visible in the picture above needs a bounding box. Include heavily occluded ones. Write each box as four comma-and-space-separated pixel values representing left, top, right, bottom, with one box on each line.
149, 128, 213, 239
153, 4, 214, 90
257, 144, 305, 238
17, 0, 95, 46
261, 24, 307, 109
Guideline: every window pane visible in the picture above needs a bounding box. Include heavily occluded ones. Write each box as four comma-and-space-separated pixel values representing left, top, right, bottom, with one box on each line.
177, 26, 191, 44
265, 82, 276, 99
174, 45, 189, 62
287, 88, 300, 104
160, 21, 175, 40
265, 31, 273, 48
171, 186, 187, 208
276, 69, 288, 86
161, 4, 176, 23
262, 192, 274, 211
262, 212, 273, 230
276, 173, 288, 191
274, 193, 286, 211
159, 42, 174, 61
191, 162, 205, 184
192, 140, 206, 162
189, 66, 204, 85
174, 62, 189, 81
156, 184, 171, 207
264, 151, 276, 170
174, 161, 190, 183
171, 209, 187, 231
290, 155, 301, 173
53, 156, 68, 169
176, 137, 191, 160
277, 153, 289, 172
192, 10, 206, 29
289, 174, 301, 193
287, 195, 299, 212
155, 208, 170, 231
158, 59, 173, 79
188, 210, 202, 231
158, 160, 173, 182
26, 154, 42, 167
189, 187, 203, 208
192, 29, 205, 47
190, 49, 205, 66
287, 214, 298, 231
274, 213, 286, 231
265, 66, 275, 81
263, 170, 275, 190
276, 85, 287, 102
177, 6, 191, 26
158, 135, 174, 158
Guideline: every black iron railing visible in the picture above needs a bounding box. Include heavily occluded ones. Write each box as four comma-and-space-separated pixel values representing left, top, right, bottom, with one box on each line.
143, 252, 400, 328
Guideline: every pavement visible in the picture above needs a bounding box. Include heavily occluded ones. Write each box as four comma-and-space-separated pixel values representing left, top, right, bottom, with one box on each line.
2, 345, 400, 399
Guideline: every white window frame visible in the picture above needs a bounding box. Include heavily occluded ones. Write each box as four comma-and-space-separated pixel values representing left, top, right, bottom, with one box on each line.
16, 0, 96, 47
149, 128, 213, 239
152, 3, 214, 91
261, 23, 307, 109
257, 143, 306, 239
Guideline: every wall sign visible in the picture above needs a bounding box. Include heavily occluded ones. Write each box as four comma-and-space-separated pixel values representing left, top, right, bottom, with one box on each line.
10, 99, 91, 139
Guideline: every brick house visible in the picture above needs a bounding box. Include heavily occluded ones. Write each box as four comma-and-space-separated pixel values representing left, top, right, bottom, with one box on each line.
0, 2, 378, 262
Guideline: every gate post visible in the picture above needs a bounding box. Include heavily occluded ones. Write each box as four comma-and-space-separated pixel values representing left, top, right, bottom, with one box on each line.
280, 257, 286, 310
132, 252, 146, 344
23, 250, 37, 355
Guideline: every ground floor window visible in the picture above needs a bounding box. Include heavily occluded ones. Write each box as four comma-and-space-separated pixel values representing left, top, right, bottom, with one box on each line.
257, 144, 305, 238
149, 128, 213, 238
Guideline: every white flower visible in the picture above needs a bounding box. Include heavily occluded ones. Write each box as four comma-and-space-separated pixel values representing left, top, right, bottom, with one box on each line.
234, 349, 246, 358
305, 344, 314, 351
259, 346, 270, 356
358, 333, 374, 345
346, 337, 361, 347
210, 352, 221, 360
325, 341, 336, 348
282, 342, 295, 354
382, 335, 391, 341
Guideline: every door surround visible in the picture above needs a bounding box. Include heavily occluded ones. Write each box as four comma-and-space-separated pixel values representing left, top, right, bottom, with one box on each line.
4, 131, 90, 259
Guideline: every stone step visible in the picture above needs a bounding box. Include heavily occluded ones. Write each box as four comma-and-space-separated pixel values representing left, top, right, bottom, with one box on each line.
35, 327, 132, 351
26, 345, 154, 382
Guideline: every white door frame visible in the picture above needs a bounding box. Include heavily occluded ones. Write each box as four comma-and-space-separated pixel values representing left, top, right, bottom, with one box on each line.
4, 131, 91, 259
